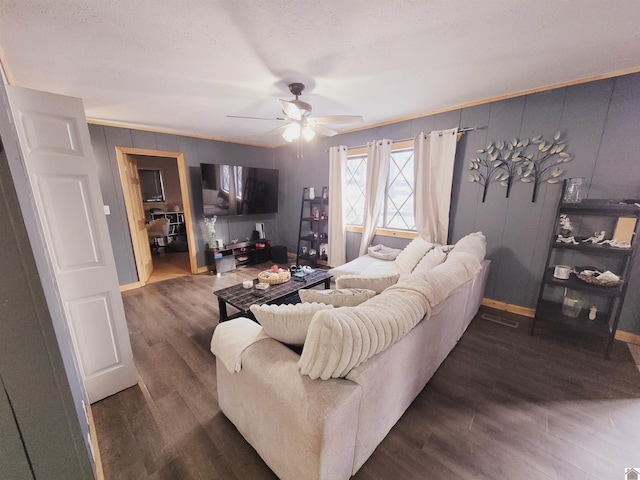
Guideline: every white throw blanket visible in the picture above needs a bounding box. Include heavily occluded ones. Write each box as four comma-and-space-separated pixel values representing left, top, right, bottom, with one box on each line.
210, 317, 270, 373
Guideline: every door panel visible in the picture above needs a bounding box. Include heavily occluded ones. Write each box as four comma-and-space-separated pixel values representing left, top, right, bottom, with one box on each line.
126, 155, 153, 284
37, 174, 102, 268
7, 85, 137, 403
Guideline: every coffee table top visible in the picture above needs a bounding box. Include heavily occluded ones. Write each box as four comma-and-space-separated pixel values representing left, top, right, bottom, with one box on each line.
214, 269, 333, 314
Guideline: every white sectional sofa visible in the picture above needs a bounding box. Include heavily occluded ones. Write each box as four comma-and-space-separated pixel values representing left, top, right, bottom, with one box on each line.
211, 232, 490, 480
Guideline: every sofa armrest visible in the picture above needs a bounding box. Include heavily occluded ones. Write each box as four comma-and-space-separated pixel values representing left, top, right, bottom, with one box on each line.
215, 336, 362, 480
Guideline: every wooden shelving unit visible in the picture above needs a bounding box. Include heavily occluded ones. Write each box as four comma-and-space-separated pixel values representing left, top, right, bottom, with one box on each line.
149, 211, 185, 248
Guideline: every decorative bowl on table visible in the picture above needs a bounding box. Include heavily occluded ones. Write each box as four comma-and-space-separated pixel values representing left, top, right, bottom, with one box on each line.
258, 268, 291, 284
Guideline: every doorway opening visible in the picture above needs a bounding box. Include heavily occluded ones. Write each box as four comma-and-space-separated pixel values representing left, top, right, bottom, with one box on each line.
115, 147, 197, 287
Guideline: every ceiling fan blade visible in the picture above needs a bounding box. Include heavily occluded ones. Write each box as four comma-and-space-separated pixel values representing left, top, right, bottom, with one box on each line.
279, 99, 303, 121
266, 124, 289, 136
227, 115, 286, 121
310, 124, 339, 137
307, 115, 364, 125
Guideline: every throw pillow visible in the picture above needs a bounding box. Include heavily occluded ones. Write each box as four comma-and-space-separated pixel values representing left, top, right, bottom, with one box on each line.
451, 232, 486, 262
299, 288, 376, 307
367, 244, 402, 261
394, 236, 434, 273
249, 302, 333, 346
335, 273, 401, 294
412, 246, 447, 274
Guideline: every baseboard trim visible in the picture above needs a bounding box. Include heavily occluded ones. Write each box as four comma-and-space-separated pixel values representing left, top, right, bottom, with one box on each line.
482, 297, 640, 345
614, 330, 640, 346
196, 265, 210, 274
481, 298, 535, 318
119, 281, 141, 292
86, 404, 104, 480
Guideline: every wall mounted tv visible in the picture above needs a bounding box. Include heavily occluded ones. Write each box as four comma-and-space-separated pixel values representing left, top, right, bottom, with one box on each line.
200, 163, 279, 216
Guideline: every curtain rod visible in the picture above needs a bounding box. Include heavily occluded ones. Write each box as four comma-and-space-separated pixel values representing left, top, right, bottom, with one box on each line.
342, 125, 487, 151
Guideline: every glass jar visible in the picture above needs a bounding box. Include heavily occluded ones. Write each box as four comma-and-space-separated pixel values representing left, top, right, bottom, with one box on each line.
563, 177, 584, 203
562, 288, 582, 318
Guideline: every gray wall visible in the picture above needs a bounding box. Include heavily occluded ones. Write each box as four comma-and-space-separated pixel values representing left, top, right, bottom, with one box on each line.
89, 73, 640, 334
274, 73, 640, 334
88, 126, 277, 284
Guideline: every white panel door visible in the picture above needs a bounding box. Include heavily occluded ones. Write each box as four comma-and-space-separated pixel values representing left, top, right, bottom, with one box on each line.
6, 85, 137, 403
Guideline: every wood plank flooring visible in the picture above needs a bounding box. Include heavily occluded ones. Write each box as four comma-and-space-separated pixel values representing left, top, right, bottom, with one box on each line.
92, 265, 640, 480
147, 251, 191, 284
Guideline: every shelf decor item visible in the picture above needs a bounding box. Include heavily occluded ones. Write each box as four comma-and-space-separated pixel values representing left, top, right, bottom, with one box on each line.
561, 288, 582, 318
563, 177, 584, 203
204, 215, 217, 249
576, 269, 622, 287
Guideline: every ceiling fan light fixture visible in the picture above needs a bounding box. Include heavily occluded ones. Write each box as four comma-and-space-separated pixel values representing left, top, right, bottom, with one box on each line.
282, 122, 300, 142
302, 125, 315, 142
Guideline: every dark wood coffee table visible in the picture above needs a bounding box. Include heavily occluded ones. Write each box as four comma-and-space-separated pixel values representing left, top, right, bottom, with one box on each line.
214, 269, 332, 322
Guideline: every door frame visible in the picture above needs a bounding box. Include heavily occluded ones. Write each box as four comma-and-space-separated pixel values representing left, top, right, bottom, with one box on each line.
115, 146, 197, 284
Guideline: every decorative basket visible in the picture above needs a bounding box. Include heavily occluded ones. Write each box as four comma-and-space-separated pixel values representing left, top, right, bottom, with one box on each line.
257, 269, 291, 284
576, 271, 622, 288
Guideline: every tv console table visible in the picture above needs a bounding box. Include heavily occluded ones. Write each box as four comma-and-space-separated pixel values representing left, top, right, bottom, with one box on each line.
205, 239, 271, 274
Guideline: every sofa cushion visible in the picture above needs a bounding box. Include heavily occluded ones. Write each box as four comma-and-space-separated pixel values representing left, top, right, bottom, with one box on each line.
360, 260, 401, 277
328, 254, 388, 279
367, 244, 402, 261
412, 245, 447, 274
394, 236, 434, 273
335, 273, 400, 294
299, 288, 377, 307
249, 302, 333, 346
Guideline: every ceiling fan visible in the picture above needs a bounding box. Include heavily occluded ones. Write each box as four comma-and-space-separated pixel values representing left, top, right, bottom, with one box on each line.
228, 82, 363, 143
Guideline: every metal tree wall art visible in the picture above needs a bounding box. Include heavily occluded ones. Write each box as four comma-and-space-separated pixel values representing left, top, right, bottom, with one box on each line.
468, 141, 512, 202
468, 131, 574, 202
518, 131, 574, 202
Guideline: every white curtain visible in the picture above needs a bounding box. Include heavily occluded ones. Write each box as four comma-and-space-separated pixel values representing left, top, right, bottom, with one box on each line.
414, 128, 458, 244
358, 139, 392, 256
328, 146, 348, 267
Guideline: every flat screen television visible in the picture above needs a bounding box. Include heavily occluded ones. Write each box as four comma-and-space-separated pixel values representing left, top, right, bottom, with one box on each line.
200, 163, 279, 216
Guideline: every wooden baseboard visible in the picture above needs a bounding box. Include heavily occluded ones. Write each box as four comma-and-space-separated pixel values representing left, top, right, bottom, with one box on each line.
119, 281, 141, 292
614, 330, 640, 346
86, 404, 104, 480
481, 298, 535, 317
196, 265, 211, 274
482, 297, 640, 345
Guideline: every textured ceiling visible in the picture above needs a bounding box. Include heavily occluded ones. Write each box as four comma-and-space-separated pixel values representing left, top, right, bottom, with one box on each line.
1, 1, 639, 147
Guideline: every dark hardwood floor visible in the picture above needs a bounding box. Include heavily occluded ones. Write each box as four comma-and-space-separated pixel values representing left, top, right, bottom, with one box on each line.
92, 265, 640, 480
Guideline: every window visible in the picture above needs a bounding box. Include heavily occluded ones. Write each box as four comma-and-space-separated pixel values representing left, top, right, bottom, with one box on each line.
221, 164, 230, 192
345, 141, 415, 231
138, 169, 165, 202
345, 153, 367, 225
